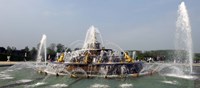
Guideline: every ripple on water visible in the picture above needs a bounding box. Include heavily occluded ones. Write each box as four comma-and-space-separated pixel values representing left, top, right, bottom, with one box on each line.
90, 83, 110, 88
16, 79, 32, 83
1, 76, 14, 80
0, 74, 14, 80
162, 80, 178, 85
6, 69, 14, 72
34, 82, 46, 86
16, 68, 22, 70
164, 74, 197, 80
0, 71, 6, 74
120, 83, 133, 88
26, 82, 46, 88
0, 74, 10, 77
50, 83, 68, 88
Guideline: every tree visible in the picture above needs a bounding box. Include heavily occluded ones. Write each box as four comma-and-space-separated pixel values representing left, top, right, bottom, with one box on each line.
47, 43, 56, 55
30, 47, 37, 60
46, 43, 57, 61
56, 43, 64, 53
49, 43, 56, 51
24, 46, 29, 52
137, 53, 145, 60
7, 46, 12, 55
11, 46, 16, 51
194, 53, 200, 63
22, 46, 30, 61
47, 43, 56, 57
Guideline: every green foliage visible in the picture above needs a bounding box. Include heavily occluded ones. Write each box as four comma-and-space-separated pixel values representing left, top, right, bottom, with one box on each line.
24, 46, 29, 52
2, 44, 199, 62
47, 48, 56, 55
137, 53, 144, 60
6, 46, 12, 55
30, 47, 37, 61
0, 43, 68, 61
194, 53, 200, 62
47, 43, 56, 55
0, 53, 8, 61
56, 43, 64, 53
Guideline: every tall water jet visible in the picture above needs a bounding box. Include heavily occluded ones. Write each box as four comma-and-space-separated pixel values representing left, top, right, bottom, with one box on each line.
36, 34, 47, 67
175, 2, 193, 73
82, 25, 104, 50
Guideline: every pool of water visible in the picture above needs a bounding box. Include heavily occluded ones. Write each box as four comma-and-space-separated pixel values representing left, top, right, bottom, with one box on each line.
0, 63, 199, 88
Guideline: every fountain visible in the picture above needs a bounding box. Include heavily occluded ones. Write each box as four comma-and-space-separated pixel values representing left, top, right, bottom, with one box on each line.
83, 25, 104, 50
36, 34, 47, 68
0, 2, 199, 88
151, 2, 196, 80
175, 1, 193, 73
39, 26, 148, 78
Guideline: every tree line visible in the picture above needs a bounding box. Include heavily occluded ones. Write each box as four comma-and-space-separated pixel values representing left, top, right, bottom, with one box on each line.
0, 43, 200, 63
0, 43, 71, 61
136, 50, 200, 63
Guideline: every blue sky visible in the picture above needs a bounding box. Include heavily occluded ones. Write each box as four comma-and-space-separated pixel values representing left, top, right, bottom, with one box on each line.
0, 0, 199, 52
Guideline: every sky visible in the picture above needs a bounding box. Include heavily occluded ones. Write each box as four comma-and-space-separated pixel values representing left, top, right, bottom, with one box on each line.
0, 0, 199, 52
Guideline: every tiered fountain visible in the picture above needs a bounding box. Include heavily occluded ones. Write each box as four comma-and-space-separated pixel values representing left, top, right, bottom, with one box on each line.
37, 26, 151, 78
0, 1, 198, 88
